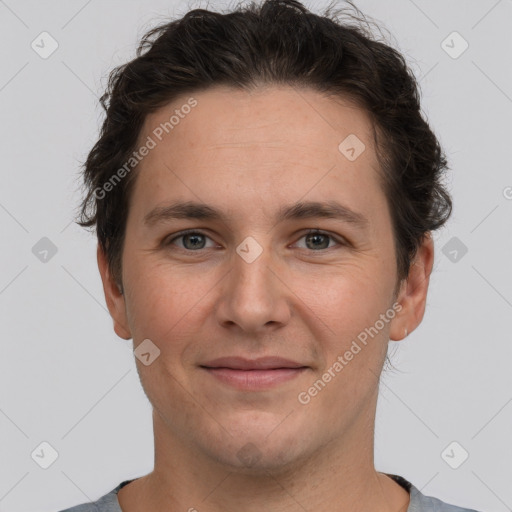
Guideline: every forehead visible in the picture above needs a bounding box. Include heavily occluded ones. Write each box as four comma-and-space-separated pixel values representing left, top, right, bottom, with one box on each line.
130, 85, 386, 228
139, 84, 375, 157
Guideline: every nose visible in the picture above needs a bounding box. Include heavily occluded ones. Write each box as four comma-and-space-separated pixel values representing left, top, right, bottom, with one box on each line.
215, 241, 291, 334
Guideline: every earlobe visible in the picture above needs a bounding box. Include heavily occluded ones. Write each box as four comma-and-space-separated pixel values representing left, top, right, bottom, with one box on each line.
389, 233, 434, 342
96, 244, 132, 340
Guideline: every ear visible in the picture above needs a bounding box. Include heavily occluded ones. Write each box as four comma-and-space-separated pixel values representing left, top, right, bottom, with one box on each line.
97, 244, 132, 340
389, 232, 434, 341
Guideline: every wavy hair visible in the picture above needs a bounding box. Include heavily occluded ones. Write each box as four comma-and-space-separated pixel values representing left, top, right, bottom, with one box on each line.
76, 0, 452, 299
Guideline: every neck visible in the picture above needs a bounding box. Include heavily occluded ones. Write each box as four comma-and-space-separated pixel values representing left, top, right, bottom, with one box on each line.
118, 406, 410, 512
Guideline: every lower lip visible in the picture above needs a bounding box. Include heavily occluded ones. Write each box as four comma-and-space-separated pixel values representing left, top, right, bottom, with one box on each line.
201, 367, 307, 390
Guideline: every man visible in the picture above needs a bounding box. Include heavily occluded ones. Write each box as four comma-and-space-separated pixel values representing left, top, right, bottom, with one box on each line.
60, 0, 482, 511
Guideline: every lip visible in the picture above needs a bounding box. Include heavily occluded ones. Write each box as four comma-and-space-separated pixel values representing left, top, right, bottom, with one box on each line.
200, 356, 307, 370
200, 356, 309, 391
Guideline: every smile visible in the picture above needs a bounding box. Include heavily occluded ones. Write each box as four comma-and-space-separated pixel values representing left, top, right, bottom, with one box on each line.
200, 366, 308, 391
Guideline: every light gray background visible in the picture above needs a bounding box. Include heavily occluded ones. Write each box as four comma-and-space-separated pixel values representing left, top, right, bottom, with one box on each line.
1, 0, 511, 510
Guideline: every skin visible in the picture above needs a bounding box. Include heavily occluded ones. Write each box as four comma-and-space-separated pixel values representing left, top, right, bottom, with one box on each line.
98, 84, 434, 512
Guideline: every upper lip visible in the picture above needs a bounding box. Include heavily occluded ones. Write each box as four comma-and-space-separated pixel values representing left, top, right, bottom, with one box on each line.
200, 356, 307, 370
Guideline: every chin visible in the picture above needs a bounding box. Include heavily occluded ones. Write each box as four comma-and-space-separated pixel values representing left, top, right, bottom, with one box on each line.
211, 440, 301, 475
198, 419, 307, 473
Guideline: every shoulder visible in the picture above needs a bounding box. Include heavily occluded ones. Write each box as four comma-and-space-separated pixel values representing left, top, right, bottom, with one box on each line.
409, 482, 483, 512
386, 473, 483, 512
56, 480, 132, 512
57, 504, 101, 512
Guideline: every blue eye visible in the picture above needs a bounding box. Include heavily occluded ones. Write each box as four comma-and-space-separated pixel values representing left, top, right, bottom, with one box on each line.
294, 229, 343, 251
165, 230, 216, 251
164, 228, 344, 252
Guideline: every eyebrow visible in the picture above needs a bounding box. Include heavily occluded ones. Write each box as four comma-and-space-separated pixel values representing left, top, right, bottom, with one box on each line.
143, 200, 369, 229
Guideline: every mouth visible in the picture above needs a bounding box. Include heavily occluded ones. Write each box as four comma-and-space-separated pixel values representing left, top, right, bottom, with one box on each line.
199, 356, 309, 391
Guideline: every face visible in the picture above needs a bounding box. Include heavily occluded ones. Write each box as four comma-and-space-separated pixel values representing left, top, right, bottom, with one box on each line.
99, 84, 433, 472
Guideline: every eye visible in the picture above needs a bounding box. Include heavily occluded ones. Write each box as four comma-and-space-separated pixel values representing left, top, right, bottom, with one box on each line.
164, 228, 346, 253
164, 230, 217, 251
293, 229, 344, 251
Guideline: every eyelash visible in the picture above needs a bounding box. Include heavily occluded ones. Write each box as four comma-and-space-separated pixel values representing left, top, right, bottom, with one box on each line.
164, 228, 346, 252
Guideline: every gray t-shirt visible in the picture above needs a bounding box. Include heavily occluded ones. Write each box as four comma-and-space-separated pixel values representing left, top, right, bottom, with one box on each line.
58, 473, 482, 512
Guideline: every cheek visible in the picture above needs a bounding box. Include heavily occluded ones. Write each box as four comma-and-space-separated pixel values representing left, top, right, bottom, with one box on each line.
297, 270, 392, 418
123, 258, 200, 341
297, 262, 393, 399
300, 261, 393, 338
